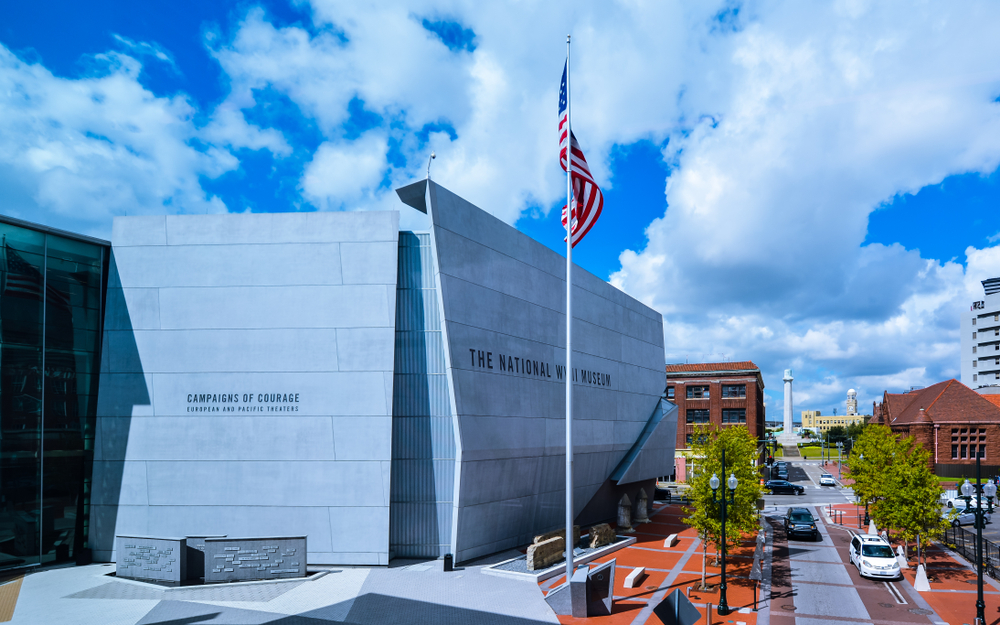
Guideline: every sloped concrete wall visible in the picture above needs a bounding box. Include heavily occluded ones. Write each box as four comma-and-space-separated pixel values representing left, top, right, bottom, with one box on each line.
425, 182, 667, 562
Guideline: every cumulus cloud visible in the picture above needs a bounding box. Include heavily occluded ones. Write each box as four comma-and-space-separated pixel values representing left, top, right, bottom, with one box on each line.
0, 46, 234, 237
612, 1, 1000, 412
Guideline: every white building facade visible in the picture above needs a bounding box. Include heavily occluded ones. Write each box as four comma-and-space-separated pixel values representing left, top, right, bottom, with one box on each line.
962, 277, 1000, 390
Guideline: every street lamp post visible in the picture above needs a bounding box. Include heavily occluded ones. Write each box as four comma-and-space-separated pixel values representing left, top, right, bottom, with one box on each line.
710, 449, 738, 616
959, 455, 997, 625
837, 441, 843, 477
858, 453, 870, 527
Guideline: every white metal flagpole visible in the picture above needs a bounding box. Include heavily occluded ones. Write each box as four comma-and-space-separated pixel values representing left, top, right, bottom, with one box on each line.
564, 33, 574, 584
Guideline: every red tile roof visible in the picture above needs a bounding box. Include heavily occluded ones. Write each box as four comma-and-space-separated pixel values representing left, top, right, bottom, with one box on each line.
980, 394, 1000, 409
665, 361, 760, 373
883, 379, 1000, 425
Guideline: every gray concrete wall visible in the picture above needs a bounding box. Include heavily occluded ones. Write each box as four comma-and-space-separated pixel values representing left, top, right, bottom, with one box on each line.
92, 212, 399, 566
424, 182, 667, 562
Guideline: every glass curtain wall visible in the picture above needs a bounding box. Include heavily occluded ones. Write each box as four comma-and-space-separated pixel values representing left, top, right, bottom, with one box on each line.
0, 218, 107, 569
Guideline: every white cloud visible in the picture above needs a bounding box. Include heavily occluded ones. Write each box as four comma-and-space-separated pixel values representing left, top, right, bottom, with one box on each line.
0, 46, 235, 238
301, 131, 388, 208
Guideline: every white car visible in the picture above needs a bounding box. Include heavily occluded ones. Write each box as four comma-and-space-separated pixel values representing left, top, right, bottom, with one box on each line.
819, 474, 837, 486
849, 534, 901, 579
946, 496, 985, 509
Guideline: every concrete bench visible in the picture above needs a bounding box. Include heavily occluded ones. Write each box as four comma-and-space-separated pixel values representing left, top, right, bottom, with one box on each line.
624, 566, 647, 588
664, 534, 679, 548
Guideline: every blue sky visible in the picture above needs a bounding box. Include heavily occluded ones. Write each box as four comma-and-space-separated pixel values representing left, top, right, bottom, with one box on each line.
3, 1, 1000, 416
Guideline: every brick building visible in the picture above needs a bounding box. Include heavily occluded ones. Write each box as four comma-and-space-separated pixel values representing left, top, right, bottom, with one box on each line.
666, 362, 767, 451
872, 379, 1000, 476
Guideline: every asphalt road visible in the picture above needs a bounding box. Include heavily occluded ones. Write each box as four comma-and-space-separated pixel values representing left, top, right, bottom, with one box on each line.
762, 457, 856, 513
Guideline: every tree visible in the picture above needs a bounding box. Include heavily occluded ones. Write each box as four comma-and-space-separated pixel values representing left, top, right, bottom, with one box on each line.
824, 426, 848, 445
684, 424, 764, 583
846, 424, 946, 557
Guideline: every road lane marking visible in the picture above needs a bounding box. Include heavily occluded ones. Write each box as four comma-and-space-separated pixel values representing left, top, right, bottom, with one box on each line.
883, 581, 907, 604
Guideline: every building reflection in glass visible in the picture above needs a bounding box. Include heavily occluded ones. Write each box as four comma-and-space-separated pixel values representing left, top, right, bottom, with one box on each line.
0, 217, 107, 569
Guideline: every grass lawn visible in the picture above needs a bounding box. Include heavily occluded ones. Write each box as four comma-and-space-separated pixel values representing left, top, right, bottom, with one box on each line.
797, 446, 847, 460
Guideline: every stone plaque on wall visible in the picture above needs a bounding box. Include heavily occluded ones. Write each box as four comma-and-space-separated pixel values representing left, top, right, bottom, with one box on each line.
203, 536, 307, 582
115, 535, 186, 583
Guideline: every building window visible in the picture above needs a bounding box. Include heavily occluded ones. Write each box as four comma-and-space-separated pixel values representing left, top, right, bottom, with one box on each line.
953, 444, 959, 459
686, 409, 710, 424
722, 409, 746, 424
974, 332, 978, 339
974, 318, 977, 326
995, 314, 998, 321
980, 444, 987, 459
721, 384, 746, 398
686, 434, 692, 445
975, 374, 979, 381
961, 445, 968, 459
666, 386, 674, 400
975, 361, 978, 367
995, 328, 999, 336
686, 386, 709, 399
974, 346, 978, 353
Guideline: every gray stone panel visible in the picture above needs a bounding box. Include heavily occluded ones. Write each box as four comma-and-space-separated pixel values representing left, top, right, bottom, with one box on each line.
203, 536, 306, 582
115, 535, 185, 583
163, 211, 398, 245
157, 285, 391, 330
110, 243, 346, 288
107, 416, 338, 461
143, 460, 385, 507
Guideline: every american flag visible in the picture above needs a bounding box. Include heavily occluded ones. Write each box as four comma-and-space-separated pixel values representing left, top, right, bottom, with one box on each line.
2, 242, 71, 310
559, 61, 604, 247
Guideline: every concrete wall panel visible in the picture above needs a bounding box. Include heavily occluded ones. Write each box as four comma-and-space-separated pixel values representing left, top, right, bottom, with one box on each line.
93, 211, 397, 566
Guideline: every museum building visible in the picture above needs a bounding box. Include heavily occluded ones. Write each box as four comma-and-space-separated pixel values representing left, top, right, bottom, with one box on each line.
0, 180, 674, 570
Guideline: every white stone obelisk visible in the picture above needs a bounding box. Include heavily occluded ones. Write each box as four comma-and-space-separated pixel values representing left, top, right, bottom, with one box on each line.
782, 369, 794, 437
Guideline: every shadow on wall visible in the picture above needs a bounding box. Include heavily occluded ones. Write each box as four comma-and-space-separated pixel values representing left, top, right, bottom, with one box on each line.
91, 252, 151, 560
135, 593, 557, 625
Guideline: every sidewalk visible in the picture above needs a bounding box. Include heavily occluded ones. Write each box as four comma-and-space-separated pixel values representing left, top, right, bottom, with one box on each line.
537, 503, 761, 625
822, 501, 1000, 625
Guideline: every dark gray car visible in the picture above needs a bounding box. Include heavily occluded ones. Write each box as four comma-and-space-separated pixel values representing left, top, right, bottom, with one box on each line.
765, 479, 804, 495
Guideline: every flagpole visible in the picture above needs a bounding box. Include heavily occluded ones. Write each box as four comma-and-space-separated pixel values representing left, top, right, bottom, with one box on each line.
564, 33, 574, 584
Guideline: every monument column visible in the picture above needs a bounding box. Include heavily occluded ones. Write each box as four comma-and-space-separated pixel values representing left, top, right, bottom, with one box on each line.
782, 369, 793, 436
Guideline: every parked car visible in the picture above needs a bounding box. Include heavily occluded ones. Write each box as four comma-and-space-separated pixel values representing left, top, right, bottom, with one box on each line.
945, 495, 990, 509
784, 508, 820, 540
765, 480, 804, 495
944, 508, 991, 528
849, 534, 900, 579
819, 474, 837, 486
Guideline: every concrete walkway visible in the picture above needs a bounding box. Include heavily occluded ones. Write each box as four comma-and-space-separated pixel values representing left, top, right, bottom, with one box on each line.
0, 553, 560, 625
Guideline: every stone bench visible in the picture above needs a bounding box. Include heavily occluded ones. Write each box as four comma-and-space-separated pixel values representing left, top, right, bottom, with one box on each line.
624, 566, 646, 588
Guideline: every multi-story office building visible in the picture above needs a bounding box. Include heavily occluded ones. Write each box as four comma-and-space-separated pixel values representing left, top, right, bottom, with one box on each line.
666, 361, 766, 449
800, 410, 868, 434
962, 277, 1000, 389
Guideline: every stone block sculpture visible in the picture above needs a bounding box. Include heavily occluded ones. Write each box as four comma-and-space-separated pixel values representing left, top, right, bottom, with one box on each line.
618, 494, 634, 533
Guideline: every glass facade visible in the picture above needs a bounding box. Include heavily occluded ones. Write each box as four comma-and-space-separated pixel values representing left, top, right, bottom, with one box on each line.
0, 217, 107, 570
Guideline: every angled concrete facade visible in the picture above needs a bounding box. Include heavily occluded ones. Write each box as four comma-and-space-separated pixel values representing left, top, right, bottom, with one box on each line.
419, 182, 671, 562
92, 181, 674, 566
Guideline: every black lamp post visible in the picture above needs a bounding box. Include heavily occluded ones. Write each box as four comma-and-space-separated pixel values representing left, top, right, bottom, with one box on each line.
959, 455, 997, 625
710, 448, 738, 616
859, 453, 870, 527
